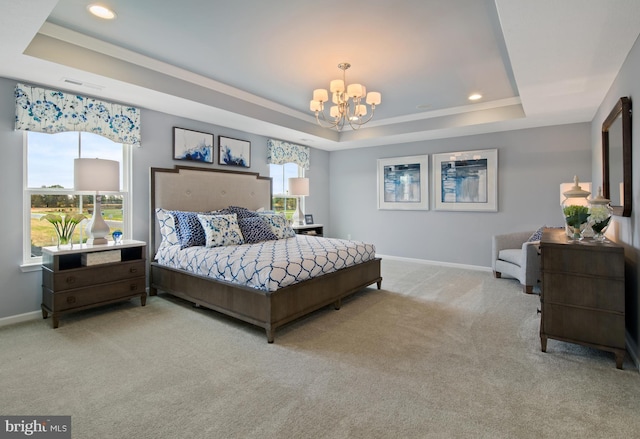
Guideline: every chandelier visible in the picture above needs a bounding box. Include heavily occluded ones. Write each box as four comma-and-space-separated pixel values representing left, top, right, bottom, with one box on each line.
309, 62, 381, 131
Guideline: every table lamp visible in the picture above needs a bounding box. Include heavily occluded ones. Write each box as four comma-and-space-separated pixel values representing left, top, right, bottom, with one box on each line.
74, 158, 120, 245
288, 177, 309, 225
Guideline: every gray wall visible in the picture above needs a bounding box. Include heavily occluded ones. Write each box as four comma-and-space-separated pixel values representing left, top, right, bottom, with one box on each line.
590, 33, 640, 361
328, 124, 591, 267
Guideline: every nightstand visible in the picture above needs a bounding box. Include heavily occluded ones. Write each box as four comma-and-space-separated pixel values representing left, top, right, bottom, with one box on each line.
41, 240, 147, 328
292, 224, 324, 237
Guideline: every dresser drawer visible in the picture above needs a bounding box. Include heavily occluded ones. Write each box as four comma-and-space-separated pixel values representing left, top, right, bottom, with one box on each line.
542, 248, 624, 278
46, 261, 145, 292
44, 277, 146, 312
542, 273, 624, 312
543, 303, 625, 349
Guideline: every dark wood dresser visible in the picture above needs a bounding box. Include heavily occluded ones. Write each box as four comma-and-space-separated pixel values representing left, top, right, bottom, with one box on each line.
539, 228, 626, 368
41, 240, 147, 328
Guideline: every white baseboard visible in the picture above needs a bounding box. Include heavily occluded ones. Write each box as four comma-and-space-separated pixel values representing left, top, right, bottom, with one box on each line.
0, 310, 41, 328
377, 254, 492, 273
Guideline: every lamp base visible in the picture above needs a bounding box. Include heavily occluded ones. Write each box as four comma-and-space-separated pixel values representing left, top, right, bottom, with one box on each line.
86, 237, 109, 246
292, 197, 304, 225
85, 194, 111, 246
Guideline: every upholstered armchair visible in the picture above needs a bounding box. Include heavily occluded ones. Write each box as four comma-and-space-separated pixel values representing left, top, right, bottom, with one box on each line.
492, 230, 541, 294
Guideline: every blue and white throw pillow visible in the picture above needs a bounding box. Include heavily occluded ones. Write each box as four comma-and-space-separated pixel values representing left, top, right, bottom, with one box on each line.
155, 208, 180, 247
227, 206, 260, 220
173, 211, 208, 249
238, 217, 278, 243
197, 213, 244, 247
527, 226, 545, 242
257, 212, 296, 239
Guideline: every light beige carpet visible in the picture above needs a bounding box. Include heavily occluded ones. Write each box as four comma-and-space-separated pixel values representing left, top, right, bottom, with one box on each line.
1, 259, 639, 439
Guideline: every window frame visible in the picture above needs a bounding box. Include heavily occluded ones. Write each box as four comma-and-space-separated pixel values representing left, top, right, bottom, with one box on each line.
269, 162, 305, 218
21, 131, 133, 268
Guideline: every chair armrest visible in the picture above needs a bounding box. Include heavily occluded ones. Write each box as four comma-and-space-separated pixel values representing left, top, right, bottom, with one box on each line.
492, 231, 535, 268
521, 241, 541, 286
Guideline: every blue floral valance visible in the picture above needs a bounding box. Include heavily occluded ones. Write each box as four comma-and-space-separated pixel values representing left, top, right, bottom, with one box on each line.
15, 83, 141, 146
267, 139, 310, 170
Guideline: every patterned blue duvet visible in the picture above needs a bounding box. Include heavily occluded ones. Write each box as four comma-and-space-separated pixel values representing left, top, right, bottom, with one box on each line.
155, 235, 376, 292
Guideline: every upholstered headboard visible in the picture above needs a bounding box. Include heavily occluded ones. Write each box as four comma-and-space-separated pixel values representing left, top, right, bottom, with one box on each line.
149, 165, 272, 255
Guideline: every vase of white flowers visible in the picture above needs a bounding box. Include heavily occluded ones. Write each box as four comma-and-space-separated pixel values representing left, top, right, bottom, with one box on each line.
588, 188, 612, 242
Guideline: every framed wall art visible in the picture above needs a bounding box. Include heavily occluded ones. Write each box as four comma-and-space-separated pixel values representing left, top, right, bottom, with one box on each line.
433, 148, 498, 212
377, 155, 429, 210
173, 127, 214, 163
218, 136, 251, 168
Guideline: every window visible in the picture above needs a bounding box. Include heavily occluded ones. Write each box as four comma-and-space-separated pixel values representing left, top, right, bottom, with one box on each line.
23, 131, 131, 265
269, 163, 303, 220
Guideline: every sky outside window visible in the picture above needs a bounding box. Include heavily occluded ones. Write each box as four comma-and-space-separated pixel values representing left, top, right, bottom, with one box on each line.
27, 132, 122, 188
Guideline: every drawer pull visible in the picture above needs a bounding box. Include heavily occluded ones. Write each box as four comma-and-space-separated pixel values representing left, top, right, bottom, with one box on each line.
129, 267, 138, 273
130, 284, 138, 291
66, 276, 76, 284
66, 296, 76, 304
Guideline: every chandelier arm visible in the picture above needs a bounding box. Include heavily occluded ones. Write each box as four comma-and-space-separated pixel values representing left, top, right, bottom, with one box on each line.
315, 109, 340, 129
347, 106, 377, 130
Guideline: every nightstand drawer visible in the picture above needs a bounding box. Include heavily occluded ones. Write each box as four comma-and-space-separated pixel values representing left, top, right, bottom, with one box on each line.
46, 260, 145, 292
45, 277, 146, 312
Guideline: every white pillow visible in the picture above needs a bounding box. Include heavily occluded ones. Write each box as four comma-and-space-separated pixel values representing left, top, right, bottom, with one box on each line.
155, 208, 179, 247
197, 213, 244, 247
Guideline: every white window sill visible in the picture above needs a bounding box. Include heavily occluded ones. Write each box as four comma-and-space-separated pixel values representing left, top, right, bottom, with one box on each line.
20, 262, 42, 272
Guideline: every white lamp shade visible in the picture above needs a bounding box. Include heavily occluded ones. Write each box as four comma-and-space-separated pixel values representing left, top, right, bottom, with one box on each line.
366, 91, 381, 105
330, 79, 345, 93
313, 89, 328, 103
347, 83, 363, 98
330, 106, 340, 118
288, 177, 309, 196
310, 100, 322, 112
356, 105, 367, 116
74, 158, 120, 191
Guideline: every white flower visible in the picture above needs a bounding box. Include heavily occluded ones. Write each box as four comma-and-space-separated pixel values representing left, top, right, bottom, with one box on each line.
589, 205, 610, 224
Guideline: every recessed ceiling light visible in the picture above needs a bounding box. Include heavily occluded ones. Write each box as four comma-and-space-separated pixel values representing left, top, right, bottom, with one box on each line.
468, 93, 482, 101
87, 4, 117, 20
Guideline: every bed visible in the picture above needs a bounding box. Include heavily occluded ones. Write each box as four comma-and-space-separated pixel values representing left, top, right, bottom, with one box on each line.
149, 165, 382, 342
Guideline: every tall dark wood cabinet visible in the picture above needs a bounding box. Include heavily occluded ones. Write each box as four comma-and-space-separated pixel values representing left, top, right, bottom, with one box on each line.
539, 228, 626, 369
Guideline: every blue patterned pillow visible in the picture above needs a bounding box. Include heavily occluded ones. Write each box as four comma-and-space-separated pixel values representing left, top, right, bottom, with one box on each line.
173, 211, 208, 249
227, 206, 260, 220
257, 213, 296, 239
238, 217, 278, 243
197, 213, 244, 247
155, 208, 179, 247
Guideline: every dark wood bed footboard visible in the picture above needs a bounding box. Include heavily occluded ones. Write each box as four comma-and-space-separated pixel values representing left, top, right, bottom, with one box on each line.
150, 257, 382, 342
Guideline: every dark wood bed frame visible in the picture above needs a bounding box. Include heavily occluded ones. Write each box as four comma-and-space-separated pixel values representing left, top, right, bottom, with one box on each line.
148, 165, 382, 342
